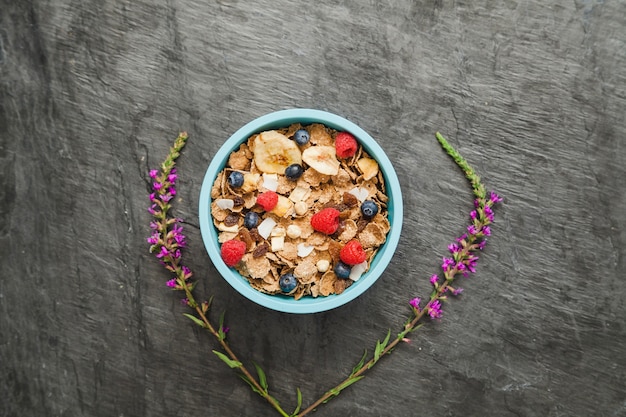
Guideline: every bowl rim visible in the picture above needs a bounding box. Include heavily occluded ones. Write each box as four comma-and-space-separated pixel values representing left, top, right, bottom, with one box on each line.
198, 109, 403, 314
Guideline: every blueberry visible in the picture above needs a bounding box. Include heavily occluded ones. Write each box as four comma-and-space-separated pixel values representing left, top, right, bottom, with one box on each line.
244, 211, 259, 229
360, 200, 378, 219
279, 273, 298, 293
334, 261, 351, 279
284, 163, 304, 180
293, 129, 310, 146
228, 171, 244, 188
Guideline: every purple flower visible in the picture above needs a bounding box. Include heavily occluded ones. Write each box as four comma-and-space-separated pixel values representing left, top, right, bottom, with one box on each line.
159, 193, 173, 203
452, 287, 464, 296
181, 298, 189, 306
483, 226, 491, 236
148, 204, 158, 215
168, 173, 177, 183
466, 255, 478, 273
470, 210, 477, 220
456, 233, 468, 243
172, 249, 181, 260
156, 246, 169, 259
181, 265, 192, 279
221, 325, 230, 334
149, 169, 159, 179
409, 297, 421, 311
484, 206, 494, 222
467, 224, 479, 235
149, 192, 156, 202
166, 279, 177, 288
169, 188, 177, 196
448, 243, 461, 253
150, 221, 159, 230
477, 240, 487, 250
153, 182, 163, 191
489, 192, 503, 204
430, 274, 439, 286
428, 300, 443, 319
442, 257, 455, 271
174, 233, 186, 247
147, 234, 159, 245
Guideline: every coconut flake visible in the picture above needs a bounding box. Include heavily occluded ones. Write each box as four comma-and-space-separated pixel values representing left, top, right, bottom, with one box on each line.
262, 173, 279, 191
215, 198, 234, 210
297, 243, 315, 258
349, 260, 368, 281
349, 187, 369, 202
257, 217, 277, 240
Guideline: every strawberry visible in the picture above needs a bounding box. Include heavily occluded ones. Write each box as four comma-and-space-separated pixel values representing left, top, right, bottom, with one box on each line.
221, 239, 247, 267
256, 191, 278, 211
335, 132, 358, 158
340, 240, 367, 265
310, 207, 341, 235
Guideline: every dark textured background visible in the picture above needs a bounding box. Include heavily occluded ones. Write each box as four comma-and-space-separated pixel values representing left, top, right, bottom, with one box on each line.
1, 1, 625, 416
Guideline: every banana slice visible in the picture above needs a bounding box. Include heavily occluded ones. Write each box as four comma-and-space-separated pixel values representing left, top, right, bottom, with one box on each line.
301, 145, 340, 176
270, 195, 294, 217
357, 157, 379, 180
253, 131, 302, 174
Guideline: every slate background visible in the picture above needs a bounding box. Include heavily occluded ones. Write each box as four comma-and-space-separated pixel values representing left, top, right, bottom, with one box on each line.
1, 1, 625, 416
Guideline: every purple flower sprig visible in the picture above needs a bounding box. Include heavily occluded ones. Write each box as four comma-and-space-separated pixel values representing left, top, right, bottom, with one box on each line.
147, 132, 290, 417
147, 132, 196, 302
296, 133, 502, 416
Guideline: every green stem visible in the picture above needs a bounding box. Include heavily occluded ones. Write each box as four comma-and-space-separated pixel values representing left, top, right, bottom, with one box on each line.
182, 285, 290, 417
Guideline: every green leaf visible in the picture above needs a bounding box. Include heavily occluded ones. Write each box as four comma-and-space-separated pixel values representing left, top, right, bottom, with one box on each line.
218, 311, 227, 341
373, 329, 391, 364
239, 374, 264, 396
351, 350, 368, 376
183, 313, 206, 328
323, 376, 364, 403
292, 388, 303, 416
212, 350, 242, 369
253, 362, 268, 392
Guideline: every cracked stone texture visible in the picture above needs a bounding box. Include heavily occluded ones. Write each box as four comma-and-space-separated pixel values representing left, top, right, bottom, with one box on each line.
1, 1, 625, 416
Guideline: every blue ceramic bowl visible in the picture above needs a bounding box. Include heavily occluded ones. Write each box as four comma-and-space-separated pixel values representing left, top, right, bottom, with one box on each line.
198, 109, 402, 314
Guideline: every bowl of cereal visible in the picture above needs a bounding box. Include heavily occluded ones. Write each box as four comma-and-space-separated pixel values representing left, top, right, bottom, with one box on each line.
199, 109, 402, 314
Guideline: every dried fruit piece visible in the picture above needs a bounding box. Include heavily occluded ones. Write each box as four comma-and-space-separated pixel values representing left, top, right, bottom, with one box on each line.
302, 145, 340, 175
270, 195, 294, 217
310, 207, 341, 235
221, 240, 247, 267
357, 157, 379, 180
253, 131, 302, 174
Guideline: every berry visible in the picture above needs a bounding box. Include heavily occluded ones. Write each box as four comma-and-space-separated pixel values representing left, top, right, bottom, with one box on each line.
228, 171, 244, 188
293, 129, 310, 146
310, 207, 340, 235
360, 200, 378, 219
256, 191, 278, 211
284, 163, 304, 180
335, 132, 358, 158
244, 212, 260, 229
279, 273, 298, 293
340, 240, 367, 265
334, 261, 351, 279
221, 239, 246, 267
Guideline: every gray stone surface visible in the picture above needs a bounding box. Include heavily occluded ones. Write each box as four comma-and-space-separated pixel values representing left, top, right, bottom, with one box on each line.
1, 0, 625, 416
